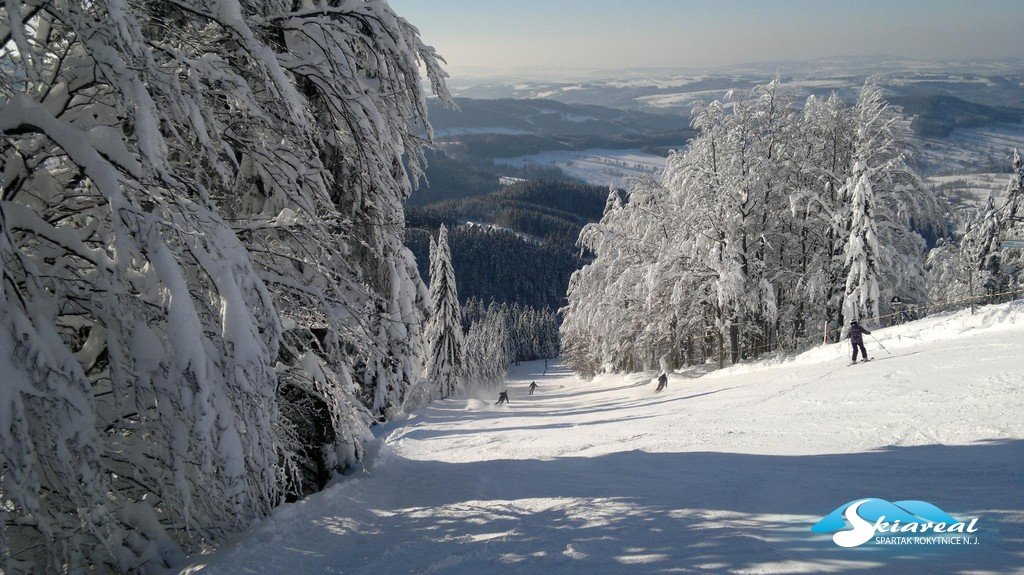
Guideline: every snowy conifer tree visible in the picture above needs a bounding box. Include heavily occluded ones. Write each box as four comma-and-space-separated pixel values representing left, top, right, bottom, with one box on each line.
998, 150, 1024, 283
463, 305, 513, 391
842, 164, 882, 324
1001, 150, 1024, 230
425, 225, 465, 399
964, 192, 1005, 295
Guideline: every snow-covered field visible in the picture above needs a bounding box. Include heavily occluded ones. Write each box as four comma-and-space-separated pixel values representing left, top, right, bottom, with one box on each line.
181, 303, 1024, 574
929, 172, 1011, 218
495, 148, 668, 187
913, 123, 1024, 175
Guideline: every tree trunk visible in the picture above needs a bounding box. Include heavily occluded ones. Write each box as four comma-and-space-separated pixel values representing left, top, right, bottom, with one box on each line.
730, 323, 740, 365
717, 330, 725, 369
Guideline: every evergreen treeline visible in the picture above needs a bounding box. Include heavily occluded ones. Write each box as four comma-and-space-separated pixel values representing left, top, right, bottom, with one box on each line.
442, 131, 695, 160
408, 149, 569, 206
427, 97, 694, 138
414, 235, 557, 403
408, 225, 583, 311
407, 180, 608, 311
410, 180, 609, 241
464, 299, 560, 362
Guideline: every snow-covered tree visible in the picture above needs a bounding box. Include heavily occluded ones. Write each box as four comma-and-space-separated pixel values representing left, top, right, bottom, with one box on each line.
998, 150, 1024, 283
425, 225, 465, 399
842, 164, 882, 324
562, 79, 943, 376
0, 0, 450, 572
462, 298, 559, 363
956, 150, 1024, 300
963, 192, 1005, 294
925, 238, 972, 304
463, 305, 513, 391
1001, 150, 1024, 231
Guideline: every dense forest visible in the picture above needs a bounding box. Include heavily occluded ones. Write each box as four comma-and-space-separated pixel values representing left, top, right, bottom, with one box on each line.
407, 149, 569, 206
889, 95, 1023, 138
406, 180, 609, 310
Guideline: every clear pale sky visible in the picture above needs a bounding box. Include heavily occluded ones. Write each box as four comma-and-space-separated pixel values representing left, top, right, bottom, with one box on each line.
389, 0, 1024, 76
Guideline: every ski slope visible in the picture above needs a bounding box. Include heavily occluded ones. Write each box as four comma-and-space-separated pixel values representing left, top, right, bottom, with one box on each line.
180, 304, 1024, 575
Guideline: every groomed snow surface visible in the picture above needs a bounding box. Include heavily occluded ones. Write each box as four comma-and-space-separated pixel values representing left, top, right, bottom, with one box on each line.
181, 303, 1024, 574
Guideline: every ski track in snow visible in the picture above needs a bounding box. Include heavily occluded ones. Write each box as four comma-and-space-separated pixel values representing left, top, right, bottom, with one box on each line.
181, 304, 1024, 575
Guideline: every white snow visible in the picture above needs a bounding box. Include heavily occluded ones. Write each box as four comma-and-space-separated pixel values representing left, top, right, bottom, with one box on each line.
929, 172, 1011, 222
434, 126, 530, 137
495, 148, 669, 187
462, 220, 541, 244
637, 89, 733, 108
181, 303, 1024, 574
912, 123, 1024, 176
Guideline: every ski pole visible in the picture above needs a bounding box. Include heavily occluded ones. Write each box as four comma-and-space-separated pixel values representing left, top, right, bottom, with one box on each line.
869, 333, 892, 356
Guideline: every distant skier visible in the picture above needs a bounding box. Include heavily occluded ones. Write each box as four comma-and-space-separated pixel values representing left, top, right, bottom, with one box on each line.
656, 372, 668, 392
529, 381, 538, 395
543, 359, 548, 375
495, 390, 510, 405
847, 320, 871, 363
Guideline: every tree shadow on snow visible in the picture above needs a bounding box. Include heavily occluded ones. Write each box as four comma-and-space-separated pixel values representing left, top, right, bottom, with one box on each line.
240, 440, 1024, 575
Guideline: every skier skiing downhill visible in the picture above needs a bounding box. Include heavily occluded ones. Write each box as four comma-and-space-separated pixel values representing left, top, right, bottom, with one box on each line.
496, 390, 510, 405
656, 372, 668, 392
847, 320, 871, 363
529, 381, 538, 395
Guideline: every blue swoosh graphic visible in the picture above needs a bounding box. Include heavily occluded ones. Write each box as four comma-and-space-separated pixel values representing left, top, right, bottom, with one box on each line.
892, 500, 960, 524
811, 498, 961, 533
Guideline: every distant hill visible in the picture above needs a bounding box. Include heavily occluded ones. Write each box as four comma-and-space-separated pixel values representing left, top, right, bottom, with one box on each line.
409, 180, 608, 243
410, 98, 694, 207
408, 149, 571, 207
406, 180, 608, 310
891, 95, 1023, 138
428, 97, 691, 138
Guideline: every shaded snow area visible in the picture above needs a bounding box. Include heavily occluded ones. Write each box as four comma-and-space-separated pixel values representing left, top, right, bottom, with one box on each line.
181, 303, 1024, 574
495, 148, 667, 188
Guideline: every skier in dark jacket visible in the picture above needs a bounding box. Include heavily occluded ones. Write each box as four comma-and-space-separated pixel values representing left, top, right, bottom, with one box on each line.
496, 390, 510, 405
656, 373, 668, 392
847, 320, 871, 363
528, 381, 538, 395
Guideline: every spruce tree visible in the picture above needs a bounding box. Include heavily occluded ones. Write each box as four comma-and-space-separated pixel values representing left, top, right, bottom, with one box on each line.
842, 164, 883, 324
999, 150, 1024, 283
966, 192, 1004, 295
425, 225, 465, 399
